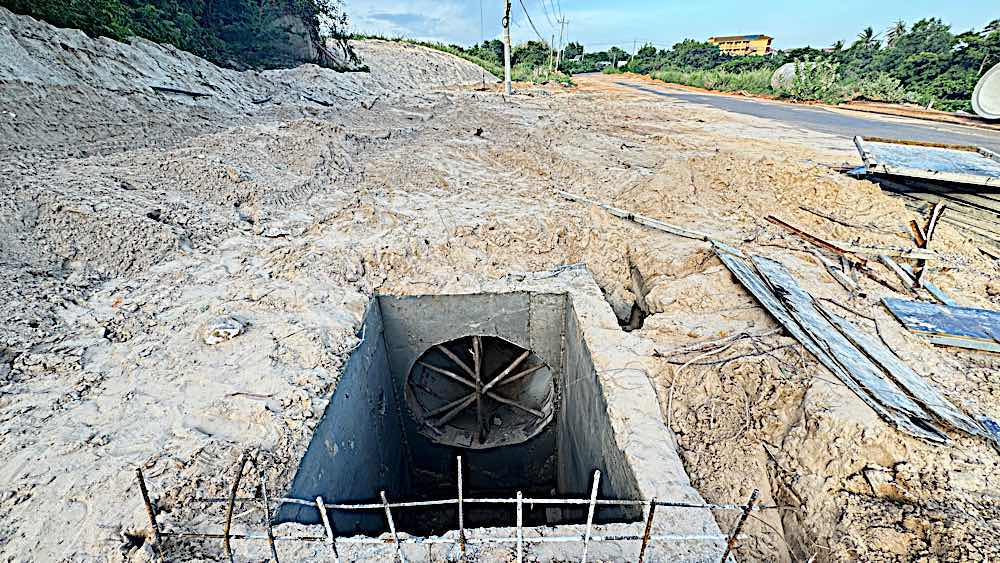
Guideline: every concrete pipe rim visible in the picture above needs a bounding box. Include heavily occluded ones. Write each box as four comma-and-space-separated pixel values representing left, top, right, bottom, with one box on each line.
972, 62, 1000, 120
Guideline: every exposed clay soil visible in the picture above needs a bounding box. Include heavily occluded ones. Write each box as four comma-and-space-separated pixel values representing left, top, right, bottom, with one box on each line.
2, 9, 999, 562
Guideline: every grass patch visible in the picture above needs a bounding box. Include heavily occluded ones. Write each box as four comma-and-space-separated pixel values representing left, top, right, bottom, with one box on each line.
650, 68, 773, 95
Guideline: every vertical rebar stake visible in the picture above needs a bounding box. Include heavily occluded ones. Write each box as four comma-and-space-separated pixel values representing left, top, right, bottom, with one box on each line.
457, 456, 466, 560
315, 497, 341, 563
381, 491, 407, 563
580, 470, 601, 563
637, 497, 657, 563
223, 451, 251, 563
516, 491, 524, 563
251, 457, 280, 563
720, 488, 759, 563
134, 468, 165, 563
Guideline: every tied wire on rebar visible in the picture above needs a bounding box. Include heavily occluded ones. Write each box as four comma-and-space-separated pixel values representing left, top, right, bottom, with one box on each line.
133, 453, 771, 562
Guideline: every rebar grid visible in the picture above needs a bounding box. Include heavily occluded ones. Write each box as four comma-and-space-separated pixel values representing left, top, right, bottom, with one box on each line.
134, 451, 764, 562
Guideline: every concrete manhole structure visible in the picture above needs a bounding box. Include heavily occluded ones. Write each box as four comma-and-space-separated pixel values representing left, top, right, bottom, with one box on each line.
273, 268, 726, 561
408, 334, 555, 449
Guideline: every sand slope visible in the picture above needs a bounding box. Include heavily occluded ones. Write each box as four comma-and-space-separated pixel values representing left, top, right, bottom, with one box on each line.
1, 8, 998, 562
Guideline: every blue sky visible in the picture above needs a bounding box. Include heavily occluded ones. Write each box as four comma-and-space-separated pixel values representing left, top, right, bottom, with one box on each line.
345, 0, 997, 51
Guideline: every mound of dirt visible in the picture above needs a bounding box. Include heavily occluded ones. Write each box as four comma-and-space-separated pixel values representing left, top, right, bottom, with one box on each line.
2, 8, 999, 562
0, 8, 492, 157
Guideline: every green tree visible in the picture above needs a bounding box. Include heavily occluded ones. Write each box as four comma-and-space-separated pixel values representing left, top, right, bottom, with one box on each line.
563, 41, 584, 59
607, 46, 627, 64
636, 43, 657, 59
886, 20, 907, 47
668, 39, 727, 69
854, 26, 880, 50
512, 40, 551, 68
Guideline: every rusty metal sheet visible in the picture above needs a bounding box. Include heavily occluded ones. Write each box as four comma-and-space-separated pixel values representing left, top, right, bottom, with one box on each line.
820, 304, 982, 437
714, 244, 947, 443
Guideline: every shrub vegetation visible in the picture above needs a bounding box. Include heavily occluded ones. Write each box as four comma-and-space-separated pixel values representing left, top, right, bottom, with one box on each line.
2, 0, 355, 70
561, 17, 1000, 111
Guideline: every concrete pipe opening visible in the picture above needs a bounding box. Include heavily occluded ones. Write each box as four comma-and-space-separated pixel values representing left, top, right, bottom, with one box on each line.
407, 334, 555, 449
972, 62, 1000, 119
276, 292, 643, 538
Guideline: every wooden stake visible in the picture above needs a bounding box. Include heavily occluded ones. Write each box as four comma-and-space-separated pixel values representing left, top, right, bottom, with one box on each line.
135, 468, 165, 562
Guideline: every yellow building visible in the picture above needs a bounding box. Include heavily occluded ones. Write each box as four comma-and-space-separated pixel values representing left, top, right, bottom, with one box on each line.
708, 34, 773, 56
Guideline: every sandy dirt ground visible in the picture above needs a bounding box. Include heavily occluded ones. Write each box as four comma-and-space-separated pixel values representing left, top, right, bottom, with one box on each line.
2, 9, 999, 562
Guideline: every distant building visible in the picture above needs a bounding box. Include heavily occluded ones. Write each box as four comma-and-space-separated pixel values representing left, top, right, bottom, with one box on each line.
708, 34, 773, 56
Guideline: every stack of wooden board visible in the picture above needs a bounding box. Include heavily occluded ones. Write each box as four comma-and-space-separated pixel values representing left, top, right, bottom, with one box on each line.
853, 137, 1000, 248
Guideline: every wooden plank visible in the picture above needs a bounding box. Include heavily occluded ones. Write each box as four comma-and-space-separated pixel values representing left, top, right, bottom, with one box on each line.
557, 190, 716, 242
878, 255, 916, 290
829, 242, 939, 261
897, 263, 957, 307
861, 136, 984, 152
883, 297, 1000, 352
908, 220, 927, 247
819, 304, 983, 437
714, 244, 947, 443
765, 216, 867, 266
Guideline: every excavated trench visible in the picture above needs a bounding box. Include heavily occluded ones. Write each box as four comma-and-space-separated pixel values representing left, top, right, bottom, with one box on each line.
276, 292, 643, 537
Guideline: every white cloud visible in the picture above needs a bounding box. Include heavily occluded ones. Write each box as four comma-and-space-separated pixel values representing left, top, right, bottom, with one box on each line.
346, 0, 491, 44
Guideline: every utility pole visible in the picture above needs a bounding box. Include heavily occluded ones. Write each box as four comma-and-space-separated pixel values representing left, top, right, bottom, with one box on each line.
502, 0, 512, 95
555, 18, 567, 71
549, 33, 562, 74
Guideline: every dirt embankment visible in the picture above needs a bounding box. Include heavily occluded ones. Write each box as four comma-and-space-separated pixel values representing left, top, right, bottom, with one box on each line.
1, 8, 999, 562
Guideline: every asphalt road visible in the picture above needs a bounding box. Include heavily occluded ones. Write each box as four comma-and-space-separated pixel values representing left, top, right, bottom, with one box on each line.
614, 80, 1000, 153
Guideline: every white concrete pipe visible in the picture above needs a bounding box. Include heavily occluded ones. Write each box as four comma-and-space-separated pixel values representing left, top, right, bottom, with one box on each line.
770, 61, 817, 91
972, 62, 1000, 119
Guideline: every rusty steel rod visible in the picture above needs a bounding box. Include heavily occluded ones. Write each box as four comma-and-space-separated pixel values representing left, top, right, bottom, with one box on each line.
457, 457, 466, 560
250, 457, 280, 563
720, 489, 759, 563
135, 468, 165, 563
637, 497, 657, 563
223, 451, 251, 563
315, 497, 341, 562
381, 491, 407, 563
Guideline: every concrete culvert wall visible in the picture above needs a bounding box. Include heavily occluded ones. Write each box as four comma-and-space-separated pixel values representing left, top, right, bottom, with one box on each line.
276, 292, 643, 537
972, 62, 1000, 119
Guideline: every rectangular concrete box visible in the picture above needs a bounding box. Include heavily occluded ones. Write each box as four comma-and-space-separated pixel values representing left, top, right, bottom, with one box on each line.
272, 267, 726, 561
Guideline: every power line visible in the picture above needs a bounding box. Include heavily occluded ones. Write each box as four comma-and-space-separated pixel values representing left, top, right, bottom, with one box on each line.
517, 0, 549, 43
539, 0, 555, 29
